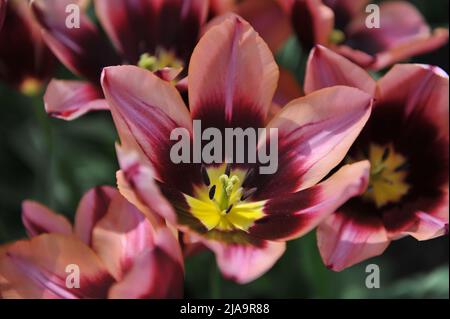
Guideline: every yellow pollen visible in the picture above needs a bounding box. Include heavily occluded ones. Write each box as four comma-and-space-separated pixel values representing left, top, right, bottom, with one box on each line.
20, 77, 42, 96
138, 49, 183, 72
329, 29, 345, 44
356, 144, 411, 208
185, 165, 265, 232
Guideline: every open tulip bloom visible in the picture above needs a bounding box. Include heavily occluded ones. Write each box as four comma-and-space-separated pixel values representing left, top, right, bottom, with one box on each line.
100, 15, 374, 284
0, 186, 184, 298
248, 0, 449, 70
31, 0, 213, 120
305, 45, 449, 271
0, 0, 55, 94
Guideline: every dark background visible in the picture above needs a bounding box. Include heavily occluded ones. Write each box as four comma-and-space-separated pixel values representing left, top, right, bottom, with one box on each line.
0, 0, 448, 298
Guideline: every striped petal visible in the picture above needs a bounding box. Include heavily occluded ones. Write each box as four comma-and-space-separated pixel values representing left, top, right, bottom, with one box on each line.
91, 192, 156, 281
22, 201, 72, 238
95, 0, 159, 64
236, 0, 292, 52
253, 86, 372, 199
249, 161, 370, 241
377, 64, 449, 136
44, 80, 108, 120
101, 65, 197, 193
31, 0, 120, 82
116, 146, 178, 225
317, 210, 390, 271
156, 0, 209, 64
0, 234, 115, 299
304, 45, 376, 95
74, 186, 117, 246
108, 228, 184, 299
0, 0, 55, 89
344, 1, 449, 70
189, 15, 279, 129
402, 208, 448, 241
202, 237, 285, 284
290, 0, 334, 51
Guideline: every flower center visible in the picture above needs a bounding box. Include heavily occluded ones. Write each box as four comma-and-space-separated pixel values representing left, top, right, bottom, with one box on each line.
185, 164, 265, 232
138, 49, 183, 72
329, 29, 345, 44
357, 143, 410, 208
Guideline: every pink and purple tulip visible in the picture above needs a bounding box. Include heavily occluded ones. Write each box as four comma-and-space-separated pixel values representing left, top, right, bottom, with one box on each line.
31, 0, 211, 120
276, 0, 449, 70
0, 186, 184, 298
305, 45, 449, 271
0, 0, 56, 94
100, 15, 374, 283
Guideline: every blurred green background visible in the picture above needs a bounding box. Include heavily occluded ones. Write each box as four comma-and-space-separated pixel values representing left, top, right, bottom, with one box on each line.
0, 0, 448, 298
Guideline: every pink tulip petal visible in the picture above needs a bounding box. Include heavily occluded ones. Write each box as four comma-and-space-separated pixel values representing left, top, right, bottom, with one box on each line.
157, 0, 209, 63
95, 0, 158, 64
154, 67, 183, 82
108, 228, 184, 299
44, 79, 108, 120
189, 15, 279, 129
273, 67, 303, 106
202, 237, 285, 284
403, 209, 448, 241
209, 0, 234, 17
370, 29, 449, 71
31, 0, 120, 82
305, 45, 376, 95
101, 65, 197, 193
323, 0, 369, 28
377, 64, 449, 135
236, 0, 292, 52
346, 1, 449, 70
333, 45, 376, 69
0, 234, 115, 299
253, 86, 372, 199
22, 201, 72, 238
91, 193, 156, 281
115, 145, 178, 226
317, 210, 390, 271
0, 0, 55, 89
290, 0, 334, 50
74, 186, 117, 245
250, 161, 370, 241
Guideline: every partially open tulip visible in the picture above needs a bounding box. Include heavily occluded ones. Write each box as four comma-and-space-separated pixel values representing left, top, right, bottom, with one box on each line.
31, 0, 212, 120
276, 0, 449, 70
101, 15, 373, 284
305, 45, 449, 271
0, 186, 184, 298
0, 0, 55, 95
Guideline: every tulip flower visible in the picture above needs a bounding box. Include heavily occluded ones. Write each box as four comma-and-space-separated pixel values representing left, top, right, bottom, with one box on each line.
305, 45, 449, 271
100, 15, 373, 283
273, 0, 448, 70
31, 0, 211, 120
0, 0, 55, 95
0, 186, 184, 298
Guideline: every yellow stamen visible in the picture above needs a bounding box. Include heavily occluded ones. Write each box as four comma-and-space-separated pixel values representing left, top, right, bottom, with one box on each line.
329, 29, 345, 44
138, 49, 183, 72
185, 164, 265, 232
352, 144, 410, 208
20, 77, 42, 96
